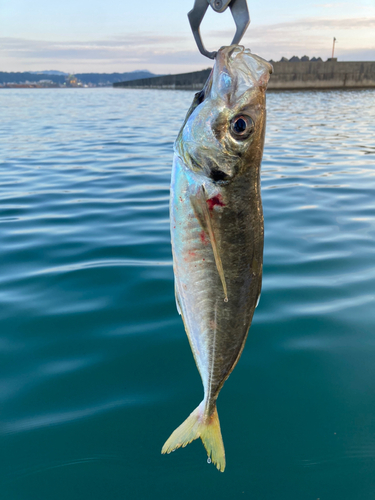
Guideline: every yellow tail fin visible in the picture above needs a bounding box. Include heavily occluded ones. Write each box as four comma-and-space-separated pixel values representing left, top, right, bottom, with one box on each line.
161, 403, 226, 472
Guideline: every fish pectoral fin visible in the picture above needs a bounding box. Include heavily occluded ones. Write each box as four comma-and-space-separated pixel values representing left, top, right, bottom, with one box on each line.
190, 186, 228, 302
161, 402, 225, 472
189, 191, 208, 234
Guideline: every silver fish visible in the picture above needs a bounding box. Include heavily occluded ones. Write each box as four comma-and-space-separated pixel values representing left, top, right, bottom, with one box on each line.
162, 45, 272, 472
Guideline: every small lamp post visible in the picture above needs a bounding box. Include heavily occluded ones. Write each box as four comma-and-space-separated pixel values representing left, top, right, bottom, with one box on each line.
332, 37, 336, 59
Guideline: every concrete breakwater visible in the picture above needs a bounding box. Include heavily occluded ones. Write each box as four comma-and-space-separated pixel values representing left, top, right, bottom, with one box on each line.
114, 61, 375, 90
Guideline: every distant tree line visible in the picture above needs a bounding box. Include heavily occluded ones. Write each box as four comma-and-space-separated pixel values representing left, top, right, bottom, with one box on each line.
75, 71, 157, 85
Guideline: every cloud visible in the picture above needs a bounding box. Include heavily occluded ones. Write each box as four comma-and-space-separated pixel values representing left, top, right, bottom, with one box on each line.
237, 16, 375, 60
1, 15, 374, 72
0, 34, 195, 60
0, 34, 206, 73
258, 16, 375, 31
211, 16, 375, 42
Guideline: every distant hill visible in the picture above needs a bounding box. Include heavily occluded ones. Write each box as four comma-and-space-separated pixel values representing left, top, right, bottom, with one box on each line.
0, 70, 158, 86
75, 71, 157, 85
30, 70, 68, 76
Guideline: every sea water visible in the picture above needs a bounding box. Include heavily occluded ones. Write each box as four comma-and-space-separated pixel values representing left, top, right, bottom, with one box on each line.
0, 88, 374, 499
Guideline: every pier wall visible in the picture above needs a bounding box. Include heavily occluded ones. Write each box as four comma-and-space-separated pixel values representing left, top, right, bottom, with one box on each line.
269, 61, 375, 89
113, 61, 375, 90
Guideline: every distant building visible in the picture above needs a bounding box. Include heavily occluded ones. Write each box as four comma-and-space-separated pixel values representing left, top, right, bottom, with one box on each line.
65, 75, 82, 87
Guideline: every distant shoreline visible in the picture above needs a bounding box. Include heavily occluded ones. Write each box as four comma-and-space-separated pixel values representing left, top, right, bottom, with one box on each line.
0, 70, 158, 88
114, 61, 375, 91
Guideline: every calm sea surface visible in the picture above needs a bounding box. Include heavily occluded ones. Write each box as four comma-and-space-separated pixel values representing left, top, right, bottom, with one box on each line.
0, 88, 374, 499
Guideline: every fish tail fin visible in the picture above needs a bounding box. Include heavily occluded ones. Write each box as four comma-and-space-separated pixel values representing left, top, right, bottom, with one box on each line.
161, 402, 226, 472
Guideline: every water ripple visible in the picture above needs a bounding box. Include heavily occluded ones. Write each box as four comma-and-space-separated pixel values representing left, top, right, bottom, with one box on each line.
1, 88, 375, 498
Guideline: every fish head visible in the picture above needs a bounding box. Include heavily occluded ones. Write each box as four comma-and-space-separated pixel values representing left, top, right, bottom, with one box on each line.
175, 45, 273, 182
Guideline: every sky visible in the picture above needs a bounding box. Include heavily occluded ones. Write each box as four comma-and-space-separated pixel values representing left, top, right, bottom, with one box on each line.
1, 0, 374, 73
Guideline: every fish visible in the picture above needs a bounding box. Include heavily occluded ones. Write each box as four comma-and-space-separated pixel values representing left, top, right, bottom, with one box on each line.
161, 45, 273, 472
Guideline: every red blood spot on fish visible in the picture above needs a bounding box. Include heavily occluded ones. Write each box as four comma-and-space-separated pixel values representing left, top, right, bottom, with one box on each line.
184, 250, 197, 262
206, 194, 225, 211
179, 196, 183, 203
200, 230, 208, 245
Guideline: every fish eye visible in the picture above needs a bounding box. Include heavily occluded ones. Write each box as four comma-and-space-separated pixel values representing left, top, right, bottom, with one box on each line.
230, 115, 254, 140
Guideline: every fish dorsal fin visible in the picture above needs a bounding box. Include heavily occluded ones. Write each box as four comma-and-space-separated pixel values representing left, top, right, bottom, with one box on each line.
190, 186, 228, 302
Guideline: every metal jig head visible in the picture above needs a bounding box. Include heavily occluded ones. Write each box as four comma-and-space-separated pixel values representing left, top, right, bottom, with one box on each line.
188, 0, 250, 59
